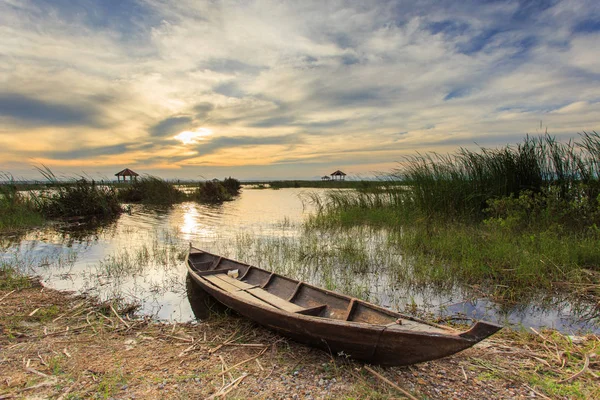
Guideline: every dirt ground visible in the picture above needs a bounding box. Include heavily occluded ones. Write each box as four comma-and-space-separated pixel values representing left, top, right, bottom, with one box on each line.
1, 282, 598, 399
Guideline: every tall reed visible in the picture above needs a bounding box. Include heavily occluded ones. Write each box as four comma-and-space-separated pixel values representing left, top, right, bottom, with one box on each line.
193, 178, 243, 203
312, 133, 600, 226
31, 167, 121, 219
396, 133, 600, 221
118, 176, 185, 205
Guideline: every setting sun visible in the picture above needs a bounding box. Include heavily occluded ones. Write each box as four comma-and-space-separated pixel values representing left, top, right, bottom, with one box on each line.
173, 128, 212, 145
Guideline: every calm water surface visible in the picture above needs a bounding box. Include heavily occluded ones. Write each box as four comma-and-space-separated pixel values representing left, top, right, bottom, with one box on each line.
1, 188, 598, 333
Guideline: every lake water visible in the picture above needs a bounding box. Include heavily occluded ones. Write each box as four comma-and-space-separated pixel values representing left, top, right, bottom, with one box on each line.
1, 187, 598, 333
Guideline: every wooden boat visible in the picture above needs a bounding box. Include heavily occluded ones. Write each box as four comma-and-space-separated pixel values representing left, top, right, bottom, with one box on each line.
186, 247, 502, 366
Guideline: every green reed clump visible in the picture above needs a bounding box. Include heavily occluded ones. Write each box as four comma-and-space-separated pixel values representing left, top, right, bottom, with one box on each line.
394, 220, 600, 299
118, 176, 185, 205
22, 166, 122, 219
0, 175, 44, 230
34, 179, 122, 219
222, 177, 241, 196
310, 133, 600, 226
0, 260, 33, 290
193, 180, 232, 203
396, 132, 600, 221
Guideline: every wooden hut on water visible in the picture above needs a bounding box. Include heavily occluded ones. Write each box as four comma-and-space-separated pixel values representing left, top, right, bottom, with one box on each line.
115, 168, 139, 183
330, 170, 347, 181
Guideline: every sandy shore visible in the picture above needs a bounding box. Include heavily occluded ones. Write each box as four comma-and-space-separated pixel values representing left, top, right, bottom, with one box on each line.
1, 281, 598, 399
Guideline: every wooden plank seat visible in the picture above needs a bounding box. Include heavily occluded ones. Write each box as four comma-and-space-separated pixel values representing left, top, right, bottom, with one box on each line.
246, 287, 305, 313
203, 275, 270, 307
202, 273, 320, 314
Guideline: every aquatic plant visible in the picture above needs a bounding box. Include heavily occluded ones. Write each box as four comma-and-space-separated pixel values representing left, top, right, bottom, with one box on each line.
193, 180, 232, 203
396, 132, 600, 221
118, 176, 185, 205
310, 133, 600, 225
35, 180, 122, 219
305, 133, 600, 301
222, 177, 242, 196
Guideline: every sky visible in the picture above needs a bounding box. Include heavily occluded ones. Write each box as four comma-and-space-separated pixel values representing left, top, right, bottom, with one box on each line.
1, 0, 599, 181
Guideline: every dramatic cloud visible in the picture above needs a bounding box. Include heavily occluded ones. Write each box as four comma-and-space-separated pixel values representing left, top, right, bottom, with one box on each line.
1, 0, 599, 179
150, 116, 194, 138
0, 93, 104, 127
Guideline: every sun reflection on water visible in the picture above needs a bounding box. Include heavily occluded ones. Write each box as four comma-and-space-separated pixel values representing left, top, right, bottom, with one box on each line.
179, 203, 215, 239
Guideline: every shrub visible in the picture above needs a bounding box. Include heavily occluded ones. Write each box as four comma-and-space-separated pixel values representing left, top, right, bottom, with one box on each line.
484, 185, 600, 233
222, 177, 241, 196
118, 176, 185, 205
194, 181, 231, 203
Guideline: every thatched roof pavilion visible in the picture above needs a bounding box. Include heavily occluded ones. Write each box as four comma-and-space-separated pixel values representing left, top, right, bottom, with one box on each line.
115, 168, 139, 183
321, 175, 331, 181
330, 170, 347, 181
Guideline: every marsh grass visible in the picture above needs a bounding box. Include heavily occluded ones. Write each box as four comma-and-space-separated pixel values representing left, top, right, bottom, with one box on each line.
306, 133, 600, 300
216, 224, 418, 303
397, 132, 600, 221
0, 262, 33, 290
192, 178, 242, 203
118, 175, 186, 205
222, 177, 241, 195
92, 236, 186, 280
310, 133, 600, 224
193, 180, 232, 203
30, 167, 122, 219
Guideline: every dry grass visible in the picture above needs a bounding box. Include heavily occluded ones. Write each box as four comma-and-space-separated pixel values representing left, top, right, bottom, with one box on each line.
1, 283, 598, 399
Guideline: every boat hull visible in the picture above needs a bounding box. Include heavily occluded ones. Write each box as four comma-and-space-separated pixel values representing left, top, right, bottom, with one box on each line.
186, 248, 502, 366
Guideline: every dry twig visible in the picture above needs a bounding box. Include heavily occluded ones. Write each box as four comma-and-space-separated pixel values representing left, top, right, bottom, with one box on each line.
559, 353, 591, 383
218, 347, 268, 376
110, 304, 130, 328
206, 373, 249, 399
364, 366, 419, 400
0, 289, 16, 303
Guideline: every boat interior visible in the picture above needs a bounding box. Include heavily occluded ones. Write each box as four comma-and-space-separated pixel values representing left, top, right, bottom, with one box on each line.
188, 249, 449, 333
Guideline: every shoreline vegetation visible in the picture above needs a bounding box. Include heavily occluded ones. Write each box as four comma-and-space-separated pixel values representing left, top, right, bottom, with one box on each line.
0, 173, 242, 231
1, 270, 598, 399
307, 133, 600, 302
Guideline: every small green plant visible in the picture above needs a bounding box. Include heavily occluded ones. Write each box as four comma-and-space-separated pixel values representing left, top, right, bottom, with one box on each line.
95, 368, 128, 399
30, 305, 61, 322
0, 263, 32, 290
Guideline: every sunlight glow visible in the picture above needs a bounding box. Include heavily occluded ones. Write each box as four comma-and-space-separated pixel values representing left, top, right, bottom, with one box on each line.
173, 128, 212, 145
